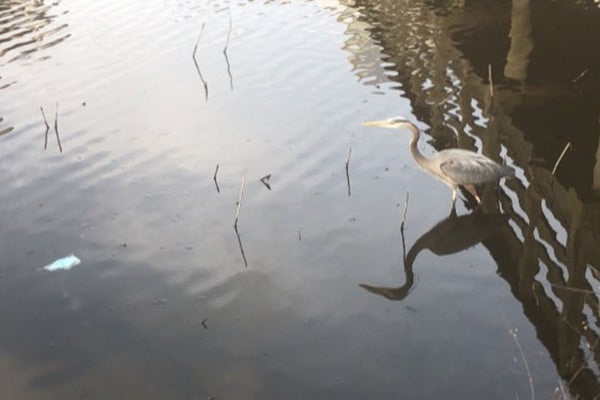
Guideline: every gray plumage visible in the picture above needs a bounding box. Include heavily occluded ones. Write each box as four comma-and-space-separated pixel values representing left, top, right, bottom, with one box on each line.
362, 117, 515, 207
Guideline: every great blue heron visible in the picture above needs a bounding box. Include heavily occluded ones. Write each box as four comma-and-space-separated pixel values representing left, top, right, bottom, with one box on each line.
362, 117, 515, 207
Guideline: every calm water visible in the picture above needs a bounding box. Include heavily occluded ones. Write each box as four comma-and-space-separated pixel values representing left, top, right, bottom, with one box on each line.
1, 0, 600, 398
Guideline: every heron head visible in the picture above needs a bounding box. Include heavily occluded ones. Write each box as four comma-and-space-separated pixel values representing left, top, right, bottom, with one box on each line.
362, 116, 411, 129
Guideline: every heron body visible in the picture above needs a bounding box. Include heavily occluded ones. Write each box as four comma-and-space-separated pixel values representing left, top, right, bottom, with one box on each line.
363, 117, 515, 207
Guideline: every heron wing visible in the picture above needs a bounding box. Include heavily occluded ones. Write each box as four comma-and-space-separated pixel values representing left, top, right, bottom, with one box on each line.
438, 149, 513, 185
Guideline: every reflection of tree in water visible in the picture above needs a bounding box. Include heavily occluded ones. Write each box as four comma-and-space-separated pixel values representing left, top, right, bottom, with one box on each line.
342, 0, 600, 397
0, 0, 70, 63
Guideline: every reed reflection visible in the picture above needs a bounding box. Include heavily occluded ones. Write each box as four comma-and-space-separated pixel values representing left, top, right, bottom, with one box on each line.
360, 208, 508, 301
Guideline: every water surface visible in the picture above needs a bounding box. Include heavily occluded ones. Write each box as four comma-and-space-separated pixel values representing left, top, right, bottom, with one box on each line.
1, 0, 600, 398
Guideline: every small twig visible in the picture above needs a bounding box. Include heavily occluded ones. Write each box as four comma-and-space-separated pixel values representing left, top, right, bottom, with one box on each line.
499, 308, 535, 400
488, 64, 494, 98
345, 147, 352, 197
201, 318, 208, 329
551, 142, 572, 176
192, 22, 209, 100
40, 106, 50, 149
223, 15, 234, 90
297, 230, 301, 241
549, 282, 595, 295
260, 174, 271, 190
54, 101, 62, 153
234, 175, 246, 230
213, 164, 220, 193
400, 192, 410, 232
572, 67, 589, 84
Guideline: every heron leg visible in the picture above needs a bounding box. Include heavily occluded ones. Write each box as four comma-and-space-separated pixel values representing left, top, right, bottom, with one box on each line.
451, 187, 457, 208
464, 184, 481, 204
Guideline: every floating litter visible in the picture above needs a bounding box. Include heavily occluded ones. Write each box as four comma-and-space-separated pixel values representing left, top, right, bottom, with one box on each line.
43, 254, 81, 271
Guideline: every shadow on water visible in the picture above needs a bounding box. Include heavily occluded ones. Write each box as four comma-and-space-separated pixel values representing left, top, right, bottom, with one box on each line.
360, 208, 509, 301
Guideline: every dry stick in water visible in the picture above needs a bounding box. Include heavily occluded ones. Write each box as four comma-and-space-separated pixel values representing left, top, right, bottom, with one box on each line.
223, 15, 233, 90
572, 67, 589, 84
499, 308, 535, 400
345, 147, 352, 197
213, 164, 220, 193
192, 22, 209, 100
488, 64, 494, 98
400, 192, 409, 261
400, 191, 409, 232
260, 174, 271, 190
234, 176, 246, 229
40, 106, 50, 149
551, 142, 572, 176
233, 176, 248, 267
54, 101, 63, 153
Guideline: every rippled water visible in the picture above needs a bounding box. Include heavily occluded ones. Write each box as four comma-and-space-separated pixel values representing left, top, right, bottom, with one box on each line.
1, 0, 600, 398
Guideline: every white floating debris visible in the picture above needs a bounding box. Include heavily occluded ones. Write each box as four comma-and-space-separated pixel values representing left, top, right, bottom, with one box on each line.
43, 254, 81, 271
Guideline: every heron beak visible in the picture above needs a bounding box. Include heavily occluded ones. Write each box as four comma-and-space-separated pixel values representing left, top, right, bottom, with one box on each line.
361, 119, 390, 127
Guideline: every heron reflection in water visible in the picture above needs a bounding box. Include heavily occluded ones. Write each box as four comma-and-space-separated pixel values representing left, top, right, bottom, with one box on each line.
360, 209, 509, 301
362, 117, 515, 208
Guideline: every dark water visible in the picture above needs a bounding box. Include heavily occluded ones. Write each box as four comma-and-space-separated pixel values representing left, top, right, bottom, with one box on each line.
1, 0, 600, 398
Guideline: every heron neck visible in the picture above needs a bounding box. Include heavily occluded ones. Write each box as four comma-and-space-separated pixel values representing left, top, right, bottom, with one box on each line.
407, 124, 430, 170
